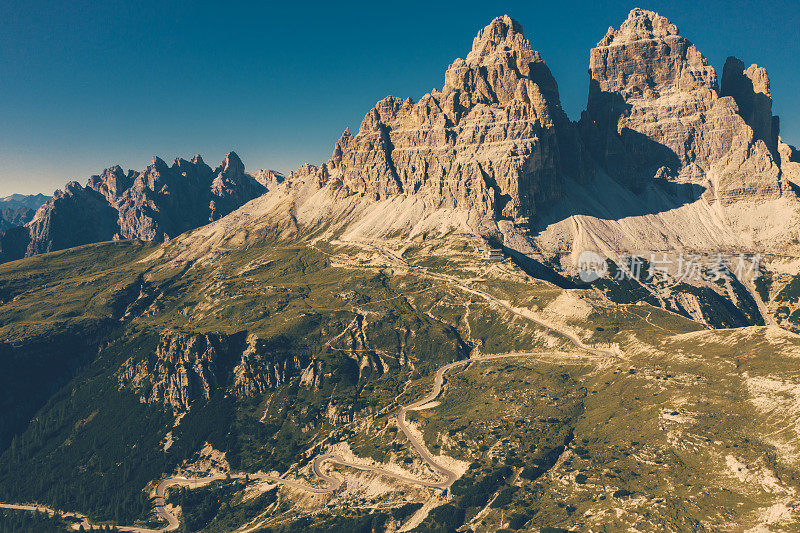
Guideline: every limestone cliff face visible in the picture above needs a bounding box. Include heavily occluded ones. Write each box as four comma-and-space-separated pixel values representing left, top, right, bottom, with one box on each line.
0, 152, 267, 263
779, 138, 800, 188
119, 332, 233, 412
116, 313, 430, 412
252, 169, 286, 189
118, 331, 312, 411
721, 57, 780, 156
230, 335, 311, 397
580, 8, 784, 203
324, 15, 592, 222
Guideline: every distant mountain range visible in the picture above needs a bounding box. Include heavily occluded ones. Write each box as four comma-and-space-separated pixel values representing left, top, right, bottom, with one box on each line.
0, 194, 49, 232
0, 194, 50, 210
0, 154, 284, 263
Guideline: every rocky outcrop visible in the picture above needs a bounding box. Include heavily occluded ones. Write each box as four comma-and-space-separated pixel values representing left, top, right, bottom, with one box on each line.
118, 331, 238, 411
24, 182, 120, 256
779, 138, 800, 188
231, 335, 310, 397
0, 152, 267, 263
252, 169, 286, 189
580, 8, 785, 203
0, 194, 49, 237
318, 15, 592, 222
117, 314, 435, 411
118, 331, 312, 411
721, 57, 780, 156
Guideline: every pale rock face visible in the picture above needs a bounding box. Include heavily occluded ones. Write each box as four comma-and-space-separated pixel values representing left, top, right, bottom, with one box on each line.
252, 168, 286, 189
118, 331, 231, 412
326, 15, 592, 221
230, 335, 309, 397
779, 138, 800, 188
721, 57, 779, 155
118, 331, 312, 411
0, 152, 266, 263
581, 8, 784, 203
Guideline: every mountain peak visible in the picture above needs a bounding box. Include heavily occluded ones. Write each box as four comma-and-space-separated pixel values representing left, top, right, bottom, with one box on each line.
464, 15, 535, 67
598, 8, 679, 46
221, 151, 244, 175
469, 15, 524, 52
442, 13, 559, 108
150, 156, 168, 172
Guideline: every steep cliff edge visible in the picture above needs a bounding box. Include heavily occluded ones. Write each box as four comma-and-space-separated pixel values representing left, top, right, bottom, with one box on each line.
322, 15, 592, 222
118, 331, 313, 412
580, 8, 785, 204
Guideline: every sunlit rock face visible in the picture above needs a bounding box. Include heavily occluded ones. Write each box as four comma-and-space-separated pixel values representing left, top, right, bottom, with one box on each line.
326, 15, 592, 222
580, 8, 785, 203
118, 331, 311, 412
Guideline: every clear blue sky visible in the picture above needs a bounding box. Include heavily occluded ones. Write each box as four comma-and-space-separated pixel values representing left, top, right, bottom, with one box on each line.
1, 0, 798, 196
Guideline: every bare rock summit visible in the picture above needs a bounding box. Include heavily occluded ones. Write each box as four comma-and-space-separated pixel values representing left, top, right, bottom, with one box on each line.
323, 15, 592, 222
581, 8, 785, 203
0, 152, 268, 263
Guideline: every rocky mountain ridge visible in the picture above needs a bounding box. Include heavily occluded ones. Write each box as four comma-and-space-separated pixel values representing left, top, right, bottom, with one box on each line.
0, 194, 49, 233
4, 10, 799, 266
284, 9, 796, 230
0, 152, 268, 263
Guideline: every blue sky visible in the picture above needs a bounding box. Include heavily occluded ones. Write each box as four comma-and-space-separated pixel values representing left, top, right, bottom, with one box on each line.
1, 0, 798, 196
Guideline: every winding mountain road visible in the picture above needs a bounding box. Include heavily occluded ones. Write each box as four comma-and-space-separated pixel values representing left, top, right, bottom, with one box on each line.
366, 244, 619, 360
1, 243, 617, 531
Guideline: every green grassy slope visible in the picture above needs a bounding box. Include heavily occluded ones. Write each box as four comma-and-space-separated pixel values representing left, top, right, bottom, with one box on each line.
0, 233, 799, 532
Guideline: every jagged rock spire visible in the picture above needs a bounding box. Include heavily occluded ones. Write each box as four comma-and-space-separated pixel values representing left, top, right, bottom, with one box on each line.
317, 15, 591, 222
220, 151, 245, 176
444, 15, 561, 109
1, 152, 268, 263
582, 7, 783, 202
721, 57, 779, 155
